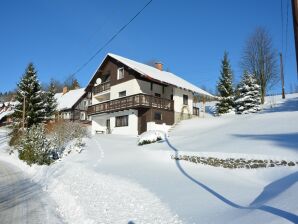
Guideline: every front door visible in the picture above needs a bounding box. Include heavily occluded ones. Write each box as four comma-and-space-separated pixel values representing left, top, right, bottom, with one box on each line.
106, 119, 111, 134
140, 115, 147, 134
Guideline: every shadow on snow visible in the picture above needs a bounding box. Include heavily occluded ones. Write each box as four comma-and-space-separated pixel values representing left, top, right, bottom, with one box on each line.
233, 133, 298, 151
164, 136, 298, 223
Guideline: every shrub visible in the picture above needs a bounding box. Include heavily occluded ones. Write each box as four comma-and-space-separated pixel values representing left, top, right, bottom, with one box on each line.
18, 124, 54, 165
138, 130, 165, 146
48, 121, 88, 157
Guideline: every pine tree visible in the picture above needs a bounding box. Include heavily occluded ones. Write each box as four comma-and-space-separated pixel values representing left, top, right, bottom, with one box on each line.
71, 78, 80, 90
44, 81, 58, 120
14, 63, 45, 127
216, 52, 234, 114
235, 71, 261, 114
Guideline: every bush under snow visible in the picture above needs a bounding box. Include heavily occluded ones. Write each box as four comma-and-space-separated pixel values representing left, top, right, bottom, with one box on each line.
138, 130, 166, 146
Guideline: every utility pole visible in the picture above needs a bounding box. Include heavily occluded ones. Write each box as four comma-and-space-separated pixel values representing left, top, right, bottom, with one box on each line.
280, 53, 286, 99
292, 0, 298, 78
22, 95, 26, 131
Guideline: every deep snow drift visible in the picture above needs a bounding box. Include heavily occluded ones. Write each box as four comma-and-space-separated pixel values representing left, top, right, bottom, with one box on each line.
1, 93, 298, 223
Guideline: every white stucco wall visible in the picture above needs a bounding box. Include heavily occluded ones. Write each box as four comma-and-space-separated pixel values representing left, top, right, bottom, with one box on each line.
110, 79, 141, 100
137, 79, 173, 99
173, 87, 194, 114
91, 109, 138, 136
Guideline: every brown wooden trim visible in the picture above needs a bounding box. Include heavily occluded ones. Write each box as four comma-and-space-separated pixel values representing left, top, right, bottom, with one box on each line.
88, 93, 174, 115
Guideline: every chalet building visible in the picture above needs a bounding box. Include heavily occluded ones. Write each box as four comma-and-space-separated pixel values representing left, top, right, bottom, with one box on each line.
86, 53, 212, 135
0, 101, 17, 126
55, 87, 91, 122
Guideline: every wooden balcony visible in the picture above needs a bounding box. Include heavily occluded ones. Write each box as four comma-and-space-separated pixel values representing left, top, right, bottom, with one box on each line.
93, 82, 111, 95
88, 94, 174, 115
193, 106, 200, 116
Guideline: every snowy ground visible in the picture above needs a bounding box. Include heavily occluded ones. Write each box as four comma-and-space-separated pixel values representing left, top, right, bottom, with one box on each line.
1, 93, 298, 223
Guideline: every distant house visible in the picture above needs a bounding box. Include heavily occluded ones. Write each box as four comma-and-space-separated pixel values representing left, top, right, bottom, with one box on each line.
0, 101, 18, 126
85, 53, 213, 135
54, 87, 91, 122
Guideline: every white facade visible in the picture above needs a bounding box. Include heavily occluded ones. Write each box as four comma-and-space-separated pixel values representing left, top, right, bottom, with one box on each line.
91, 81, 197, 136
92, 109, 138, 136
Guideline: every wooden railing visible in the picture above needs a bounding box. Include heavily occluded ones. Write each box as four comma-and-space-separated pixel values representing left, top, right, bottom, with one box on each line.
88, 94, 174, 115
93, 82, 111, 95
193, 107, 200, 116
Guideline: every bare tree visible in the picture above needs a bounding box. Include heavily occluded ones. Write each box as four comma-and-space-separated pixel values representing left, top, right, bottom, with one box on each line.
241, 27, 279, 104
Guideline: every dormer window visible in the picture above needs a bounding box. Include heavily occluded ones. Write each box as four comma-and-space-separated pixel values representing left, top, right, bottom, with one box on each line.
117, 67, 124, 80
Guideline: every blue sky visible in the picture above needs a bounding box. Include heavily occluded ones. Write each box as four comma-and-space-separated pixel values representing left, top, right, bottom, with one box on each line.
0, 0, 297, 94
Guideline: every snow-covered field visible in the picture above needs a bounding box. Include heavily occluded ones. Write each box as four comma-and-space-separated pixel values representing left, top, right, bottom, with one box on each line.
1, 93, 298, 223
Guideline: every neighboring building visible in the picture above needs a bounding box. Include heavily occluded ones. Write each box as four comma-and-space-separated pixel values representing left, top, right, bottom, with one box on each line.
55, 87, 91, 122
0, 101, 18, 126
86, 53, 213, 135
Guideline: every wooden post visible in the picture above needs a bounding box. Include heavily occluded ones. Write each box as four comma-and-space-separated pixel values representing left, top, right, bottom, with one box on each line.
280, 53, 286, 99
22, 95, 26, 131
202, 95, 206, 118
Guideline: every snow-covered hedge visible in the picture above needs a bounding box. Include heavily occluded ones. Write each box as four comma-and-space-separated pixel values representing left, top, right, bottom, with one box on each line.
138, 130, 165, 146
172, 155, 298, 169
48, 121, 88, 158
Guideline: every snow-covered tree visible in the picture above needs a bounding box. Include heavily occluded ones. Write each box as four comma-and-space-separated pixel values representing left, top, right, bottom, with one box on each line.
216, 52, 234, 114
235, 71, 261, 114
14, 63, 45, 127
44, 81, 57, 120
18, 124, 54, 165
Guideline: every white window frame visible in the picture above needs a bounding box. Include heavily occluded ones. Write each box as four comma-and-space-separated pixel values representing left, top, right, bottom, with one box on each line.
117, 67, 124, 80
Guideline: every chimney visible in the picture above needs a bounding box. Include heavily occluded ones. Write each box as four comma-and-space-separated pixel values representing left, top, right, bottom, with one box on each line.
155, 62, 163, 71
63, 86, 68, 95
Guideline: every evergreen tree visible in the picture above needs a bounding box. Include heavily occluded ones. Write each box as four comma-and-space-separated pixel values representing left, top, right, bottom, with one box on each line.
216, 52, 234, 114
235, 71, 261, 114
44, 81, 57, 120
14, 63, 45, 127
71, 78, 80, 89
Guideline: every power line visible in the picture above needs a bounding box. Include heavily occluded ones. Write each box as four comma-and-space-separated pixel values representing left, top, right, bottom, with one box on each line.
71, 0, 153, 76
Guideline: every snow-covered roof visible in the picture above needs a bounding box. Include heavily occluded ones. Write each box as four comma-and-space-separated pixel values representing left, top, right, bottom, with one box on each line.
91, 53, 213, 97
0, 110, 14, 120
55, 88, 86, 111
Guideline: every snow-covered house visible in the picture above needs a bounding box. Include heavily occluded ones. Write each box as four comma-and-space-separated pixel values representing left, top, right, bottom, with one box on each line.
54, 87, 91, 121
86, 53, 213, 135
0, 101, 18, 126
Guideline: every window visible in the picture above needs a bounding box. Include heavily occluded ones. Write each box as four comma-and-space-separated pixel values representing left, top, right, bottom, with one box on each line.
183, 94, 188, 105
80, 112, 86, 120
119, 91, 126, 98
155, 93, 161, 97
150, 82, 153, 91
170, 94, 173, 100
115, 115, 128, 127
154, 112, 162, 121
117, 67, 124, 80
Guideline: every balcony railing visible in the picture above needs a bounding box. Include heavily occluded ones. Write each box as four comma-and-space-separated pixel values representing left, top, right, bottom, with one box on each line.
193, 107, 200, 116
93, 82, 111, 95
88, 93, 174, 115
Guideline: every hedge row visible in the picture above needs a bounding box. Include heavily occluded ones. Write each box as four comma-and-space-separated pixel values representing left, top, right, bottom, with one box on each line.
171, 155, 298, 169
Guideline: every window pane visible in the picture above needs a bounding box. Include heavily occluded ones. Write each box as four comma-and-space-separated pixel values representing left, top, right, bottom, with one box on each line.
154, 112, 162, 120
115, 115, 128, 127
183, 94, 188, 105
119, 91, 126, 98
117, 67, 124, 80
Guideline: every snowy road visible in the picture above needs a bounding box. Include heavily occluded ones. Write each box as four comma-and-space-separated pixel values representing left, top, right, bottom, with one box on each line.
0, 160, 62, 224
